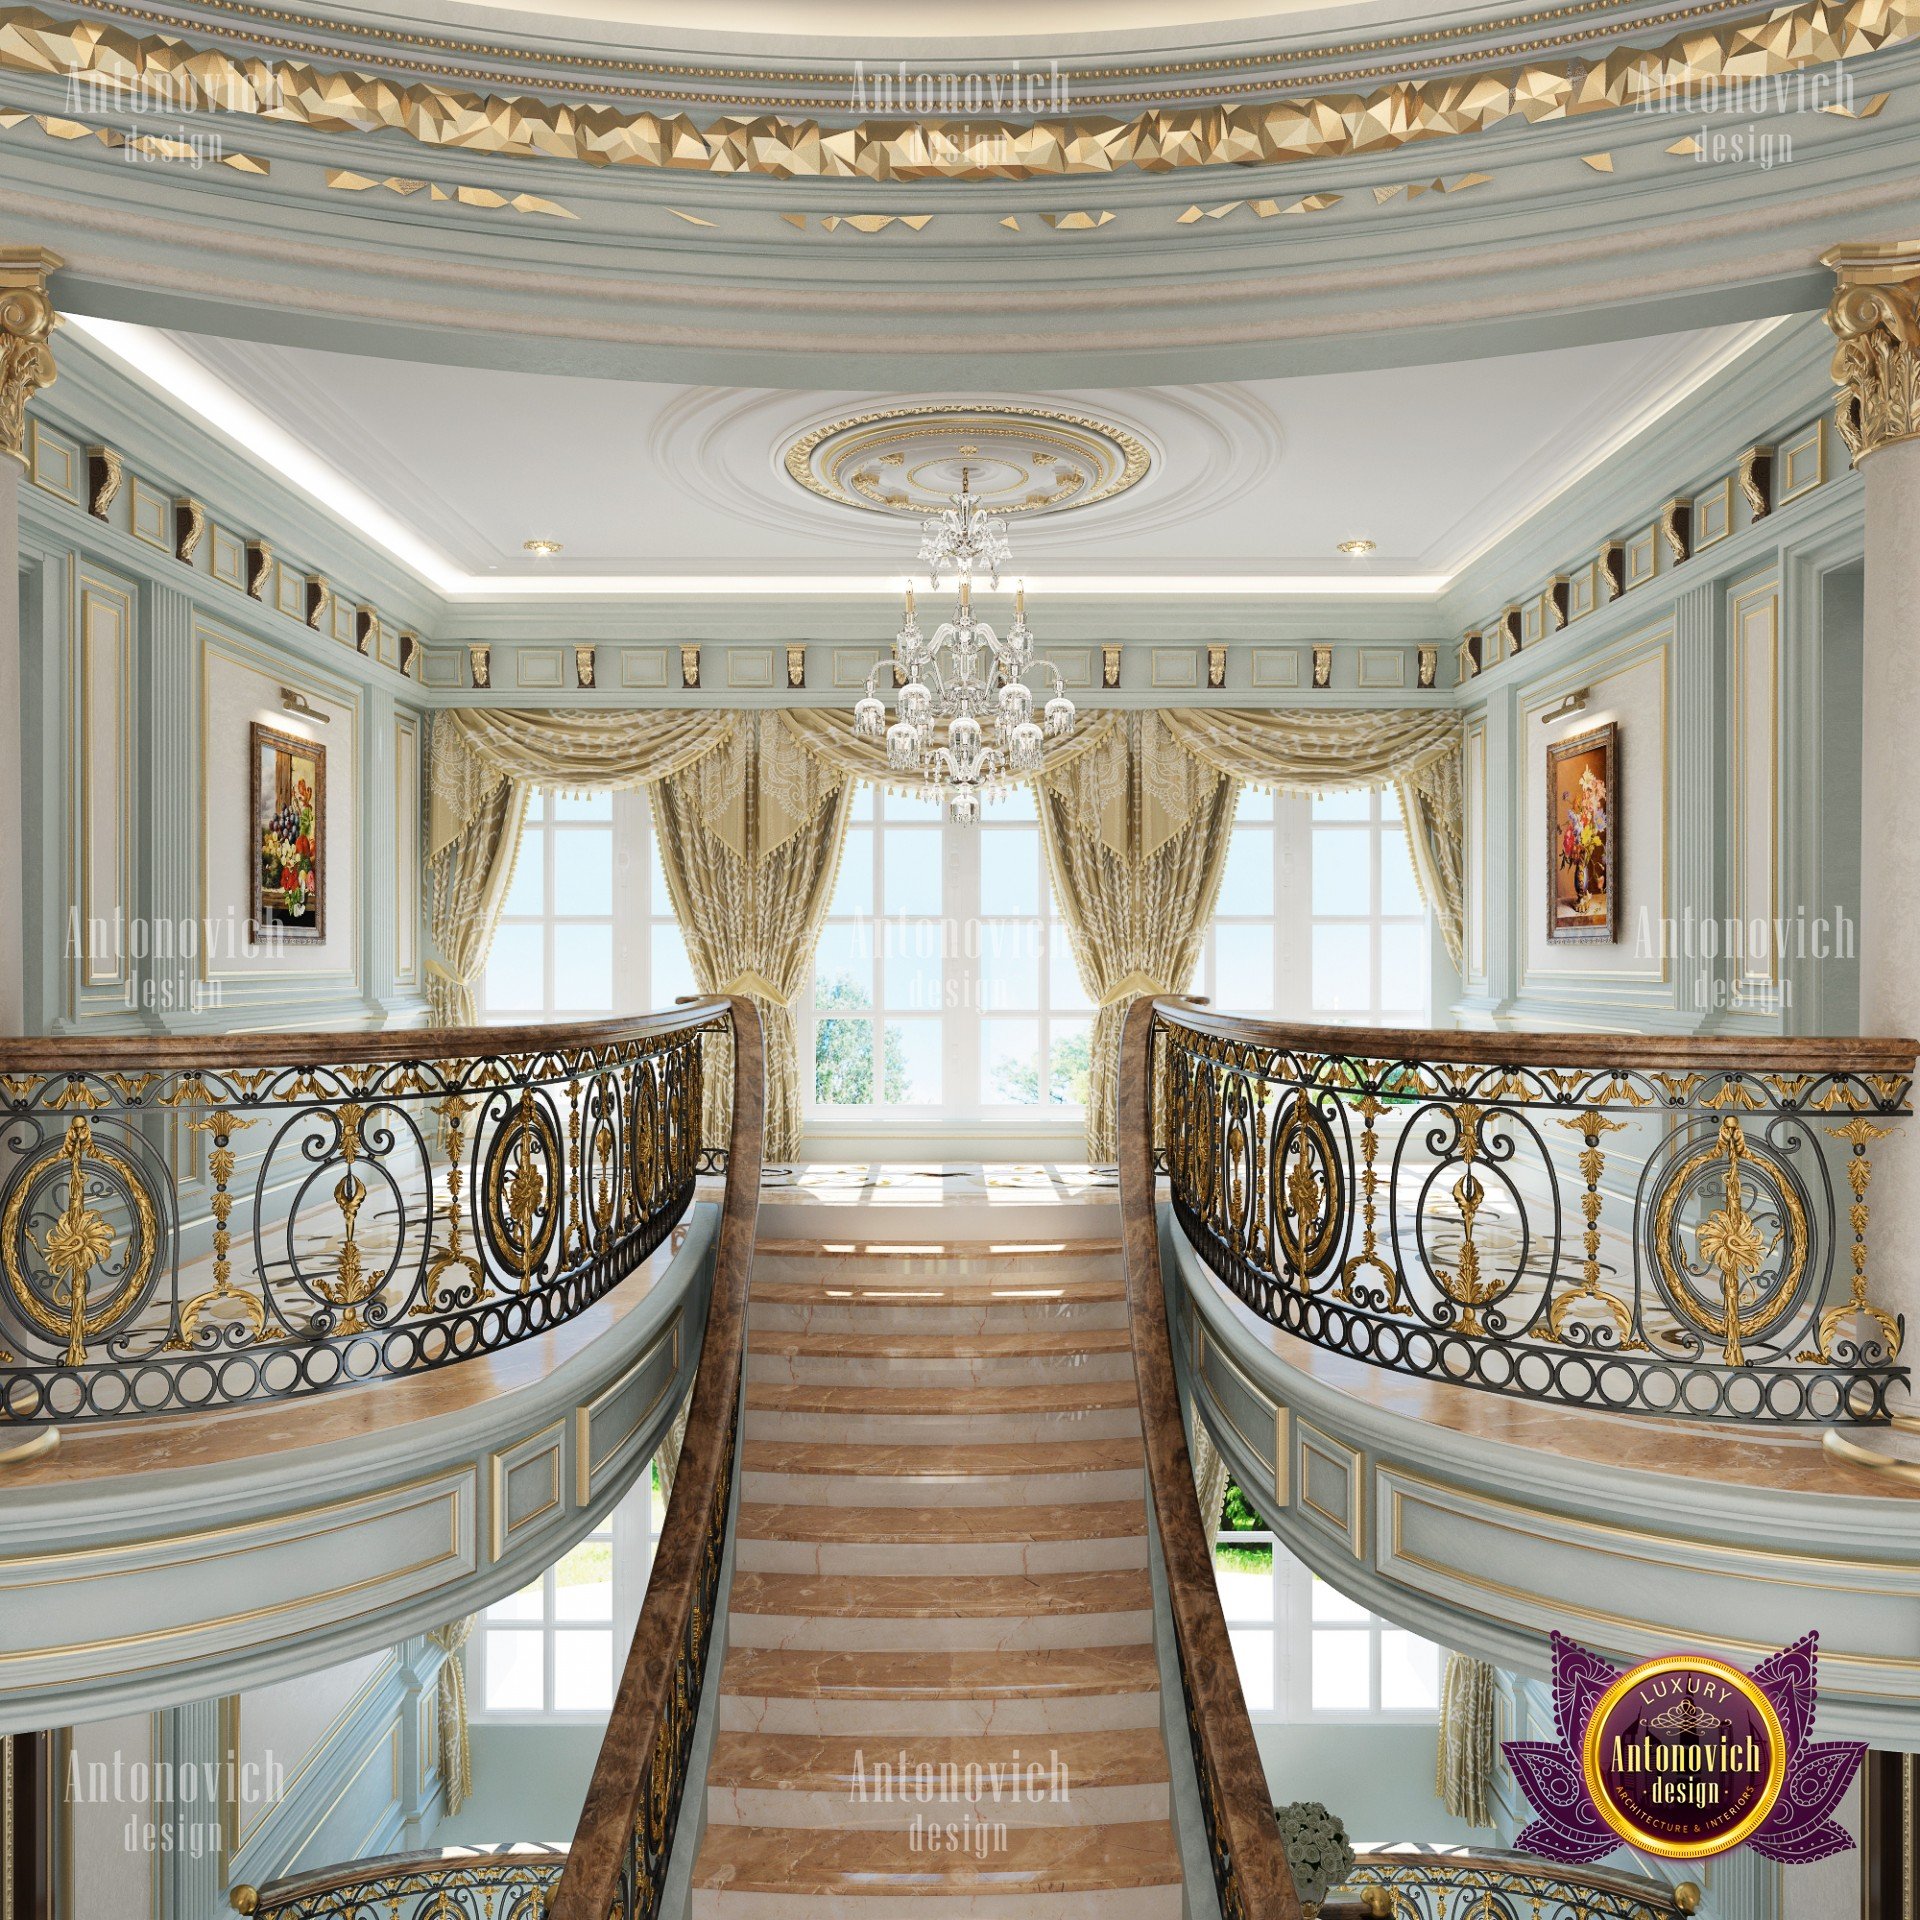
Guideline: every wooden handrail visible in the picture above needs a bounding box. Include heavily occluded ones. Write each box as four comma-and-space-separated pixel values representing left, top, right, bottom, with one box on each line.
1154, 1001, 1919, 1076
548, 995, 765, 1920
1117, 995, 1303, 1920
0, 999, 736, 1072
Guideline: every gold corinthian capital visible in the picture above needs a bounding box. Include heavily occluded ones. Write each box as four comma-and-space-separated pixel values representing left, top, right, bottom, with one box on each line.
1824, 241, 1920, 461
0, 245, 62, 466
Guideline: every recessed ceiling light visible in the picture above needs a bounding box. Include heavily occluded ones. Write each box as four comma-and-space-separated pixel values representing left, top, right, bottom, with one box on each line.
1338, 538, 1377, 556
523, 538, 563, 556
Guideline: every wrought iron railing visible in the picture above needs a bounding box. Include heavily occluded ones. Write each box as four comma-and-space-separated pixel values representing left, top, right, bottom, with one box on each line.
549, 1000, 764, 1920
1154, 1002, 1914, 1426
0, 1004, 728, 1423
1326, 1848, 1699, 1918
233, 1846, 565, 1918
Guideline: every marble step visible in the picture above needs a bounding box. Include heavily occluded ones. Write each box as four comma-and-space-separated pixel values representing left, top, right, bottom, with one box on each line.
749, 1274, 1126, 1307
703, 1729, 1171, 1829
744, 1382, 1141, 1447
727, 1568, 1154, 1651
716, 1645, 1163, 1736
740, 1437, 1146, 1508
735, 1500, 1150, 1575
745, 1330, 1137, 1388
690, 1819, 1184, 1919
747, 1299, 1131, 1336
752, 1242, 1125, 1287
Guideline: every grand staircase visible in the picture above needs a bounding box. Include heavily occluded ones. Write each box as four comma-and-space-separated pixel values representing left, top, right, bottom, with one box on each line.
691, 1238, 1186, 1917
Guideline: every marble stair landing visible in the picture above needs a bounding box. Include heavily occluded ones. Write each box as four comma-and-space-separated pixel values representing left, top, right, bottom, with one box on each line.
692, 1236, 1182, 1918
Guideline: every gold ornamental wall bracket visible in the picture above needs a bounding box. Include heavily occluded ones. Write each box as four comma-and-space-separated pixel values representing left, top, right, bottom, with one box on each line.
0, 244, 60, 467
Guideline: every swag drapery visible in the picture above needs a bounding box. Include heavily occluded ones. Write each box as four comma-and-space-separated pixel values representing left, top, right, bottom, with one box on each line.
424, 703, 1464, 1161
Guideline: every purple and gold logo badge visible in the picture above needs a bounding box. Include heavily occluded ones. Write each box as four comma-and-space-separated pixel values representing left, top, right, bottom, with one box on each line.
1505, 1632, 1863, 1865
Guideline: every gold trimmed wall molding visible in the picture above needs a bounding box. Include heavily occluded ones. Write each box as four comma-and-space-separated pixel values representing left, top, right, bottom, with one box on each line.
1825, 240, 1920, 462
0, 0, 1910, 181
0, 244, 58, 465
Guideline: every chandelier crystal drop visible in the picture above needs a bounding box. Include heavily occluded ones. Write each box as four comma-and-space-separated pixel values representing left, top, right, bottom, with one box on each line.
852, 472, 1075, 826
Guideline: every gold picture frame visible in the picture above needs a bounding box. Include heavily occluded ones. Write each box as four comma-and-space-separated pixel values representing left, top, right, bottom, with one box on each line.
1546, 721, 1617, 945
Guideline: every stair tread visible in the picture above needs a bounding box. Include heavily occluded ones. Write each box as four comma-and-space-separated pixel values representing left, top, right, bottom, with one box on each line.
751, 1278, 1124, 1305
737, 1502, 1148, 1545
731, 1569, 1150, 1619
746, 1382, 1137, 1415
692, 1819, 1182, 1893
705, 1729, 1171, 1791
720, 1645, 1161, 1701
748, 1329, 1133, 1358
755, 1239, 1124, 1260
743, 1438, 1143, 1477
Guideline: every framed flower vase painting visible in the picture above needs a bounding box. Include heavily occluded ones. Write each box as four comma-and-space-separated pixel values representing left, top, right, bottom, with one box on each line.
250, 722, 326, 942
1547, 721, 1616, 944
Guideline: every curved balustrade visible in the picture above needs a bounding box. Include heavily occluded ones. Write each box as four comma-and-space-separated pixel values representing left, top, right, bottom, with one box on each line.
0, 1005, 727, 1423
234, 1847, 565, 1918
1153, 1002, 1915, 1426
1118, 998, 1305, 1920
1325, 1849, 1699, 1919
548, 1000, 764, 1920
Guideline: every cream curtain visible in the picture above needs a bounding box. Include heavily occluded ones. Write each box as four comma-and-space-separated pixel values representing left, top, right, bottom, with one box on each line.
425, 777, 528, 1028
424, 709, 736, 1029
1037, 713, 1239, 1163
1158, 708, 1467, 972
1435, 1653, 1498, 1827
650, 715, 855, 1163
1189, 1400, 1232, 1546
426, 1617, 477, 1816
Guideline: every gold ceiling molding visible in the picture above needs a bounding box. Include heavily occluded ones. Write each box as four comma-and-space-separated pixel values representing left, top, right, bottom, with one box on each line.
33, 0, 1776, 100
325, 166, 575, 217
1824, 240, 1920, 461
0, 0, 1909, 182
1178, 192, 1342, 221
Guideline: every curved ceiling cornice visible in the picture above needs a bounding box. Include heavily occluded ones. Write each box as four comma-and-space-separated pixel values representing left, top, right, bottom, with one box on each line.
2, 0, 1911, 177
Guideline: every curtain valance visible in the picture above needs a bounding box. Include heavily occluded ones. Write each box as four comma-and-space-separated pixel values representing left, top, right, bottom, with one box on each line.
427, 708, 734, 862
1158, 708, 1466, 969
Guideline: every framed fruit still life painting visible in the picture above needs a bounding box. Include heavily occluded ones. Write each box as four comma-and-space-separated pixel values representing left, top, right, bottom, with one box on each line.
1547, 721, 1616, 944
251, 722, 326, 942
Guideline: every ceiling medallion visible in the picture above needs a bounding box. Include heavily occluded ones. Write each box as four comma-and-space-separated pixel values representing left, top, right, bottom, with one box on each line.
784, 404, 1150, 521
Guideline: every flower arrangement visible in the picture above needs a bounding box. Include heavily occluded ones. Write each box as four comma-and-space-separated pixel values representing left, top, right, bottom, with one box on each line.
1274, 1800, 1356, 1914
261, 774, 318, 922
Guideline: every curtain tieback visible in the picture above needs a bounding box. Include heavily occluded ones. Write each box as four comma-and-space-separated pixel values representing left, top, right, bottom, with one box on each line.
1099, 969, 1175, 1008
716, 969, 791, 1007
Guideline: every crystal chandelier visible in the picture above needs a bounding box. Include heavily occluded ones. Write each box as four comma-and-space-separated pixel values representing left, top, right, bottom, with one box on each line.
851, 473, 1075, 825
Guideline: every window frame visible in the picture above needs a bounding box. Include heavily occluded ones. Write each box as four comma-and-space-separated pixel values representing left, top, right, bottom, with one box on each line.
1214, 1522, 1442, 1726
1193, 787, 1430, 1026
479, 788, 694, 1024
798, 783, 1094, 1122
469, 1469, 665, 1724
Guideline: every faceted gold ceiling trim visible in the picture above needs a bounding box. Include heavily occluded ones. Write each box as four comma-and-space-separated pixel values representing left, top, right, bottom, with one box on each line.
1178, 191, 1342, 221
0, 100, 268, 170
784, 403, 1150, 518
0, 0, 1911, 181
325, 167, 575, 216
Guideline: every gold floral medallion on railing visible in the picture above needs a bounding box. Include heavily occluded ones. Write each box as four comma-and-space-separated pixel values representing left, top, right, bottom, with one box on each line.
483, 1087, 564, 1292
1, 1114, 159, 1367
1650, 1117, 1808, 1369
1272, 1092, 1345, 1282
